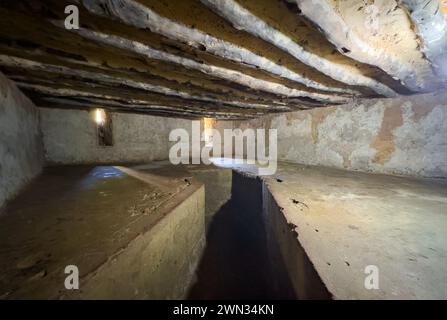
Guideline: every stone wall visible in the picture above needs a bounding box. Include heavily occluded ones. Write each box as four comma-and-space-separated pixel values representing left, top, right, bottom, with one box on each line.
0, 72, 44, 209
40, 108, 193, 165
224, 92, 447, 178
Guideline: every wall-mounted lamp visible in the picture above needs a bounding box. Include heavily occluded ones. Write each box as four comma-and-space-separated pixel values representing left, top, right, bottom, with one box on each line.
95, 108, 104, 125
93, 108, 113, 146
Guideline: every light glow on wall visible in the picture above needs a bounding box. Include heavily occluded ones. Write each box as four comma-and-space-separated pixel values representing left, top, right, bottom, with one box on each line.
441, 0, 447, 14
95, 108, 105, 125
203, 118, 215, 147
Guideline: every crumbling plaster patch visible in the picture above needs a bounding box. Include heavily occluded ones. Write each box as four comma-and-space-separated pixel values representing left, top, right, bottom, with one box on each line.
387, 103, 447, 177
371, 102, 404, 165
311, 108, 335, 144
318, 102, 384, 169
229, 92, 447, 178
271, 113, 315, 164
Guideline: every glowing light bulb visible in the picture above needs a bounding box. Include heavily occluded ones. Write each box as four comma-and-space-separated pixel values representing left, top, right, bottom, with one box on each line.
95, 109, 103, 125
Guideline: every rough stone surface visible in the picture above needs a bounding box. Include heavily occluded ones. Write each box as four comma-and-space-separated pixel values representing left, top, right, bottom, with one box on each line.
0, 72, 43, 209
1, 0, 445, 118
203, 0, 397, 97
123, 161, 233, 228
295, 0, 441, 92
228, 92, 447, 178
0, 165, 205, 299
399, 0, 447, 80
40, 108, 193, 165
212, 159, 447, 299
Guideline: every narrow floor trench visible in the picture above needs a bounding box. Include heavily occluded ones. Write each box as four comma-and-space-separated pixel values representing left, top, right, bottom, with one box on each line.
1, 163, 447, 299
188, 174, 296, 300
2, 0, 447, 302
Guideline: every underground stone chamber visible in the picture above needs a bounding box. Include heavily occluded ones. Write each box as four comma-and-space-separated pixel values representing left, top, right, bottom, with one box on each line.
1, 0, 447, 301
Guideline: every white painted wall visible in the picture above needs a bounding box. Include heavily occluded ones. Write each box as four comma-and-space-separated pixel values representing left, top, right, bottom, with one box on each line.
0, 72, 44, 209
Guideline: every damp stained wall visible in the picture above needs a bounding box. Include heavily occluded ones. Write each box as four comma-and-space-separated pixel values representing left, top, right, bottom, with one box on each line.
0, 72, 44, 209
40, 108, 194, 165
226, 92, 447, 178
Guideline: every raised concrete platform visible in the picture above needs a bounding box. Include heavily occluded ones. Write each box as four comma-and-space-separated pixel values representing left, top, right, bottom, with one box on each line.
212, 159, 447, 299
1, 160, 446, 300
0, 165, 205, 299
127, 161, 232, 228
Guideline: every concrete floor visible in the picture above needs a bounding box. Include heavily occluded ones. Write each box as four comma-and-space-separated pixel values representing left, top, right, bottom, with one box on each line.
212, 159, 447, 299
1, 160, 447, 299
126, 162, 233, 227
0, 165, 203, 299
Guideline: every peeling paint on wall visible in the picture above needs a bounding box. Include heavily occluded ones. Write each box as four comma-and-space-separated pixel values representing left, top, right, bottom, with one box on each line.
371, 104, 404, 165
228, 92, 447, 178
410, 101, 436, 123
311, 108, 335, 144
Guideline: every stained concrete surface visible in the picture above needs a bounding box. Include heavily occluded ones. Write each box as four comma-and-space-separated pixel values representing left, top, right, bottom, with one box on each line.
212, 159, 447, 299
40, 108, 193, 165
0, 72, 43, 209
127, 161, 233, 228
1, 160, 446, 299
185, 165, 232, 227
0, 165, 204, 299
127, 162, 296, 299
226, 91, 447, 178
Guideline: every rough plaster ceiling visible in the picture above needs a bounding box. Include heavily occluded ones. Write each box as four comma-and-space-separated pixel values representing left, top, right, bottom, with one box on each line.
0, 0, 445, 119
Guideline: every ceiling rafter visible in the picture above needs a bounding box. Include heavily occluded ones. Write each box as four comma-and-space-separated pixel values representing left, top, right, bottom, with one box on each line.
0, 0, 445, 119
